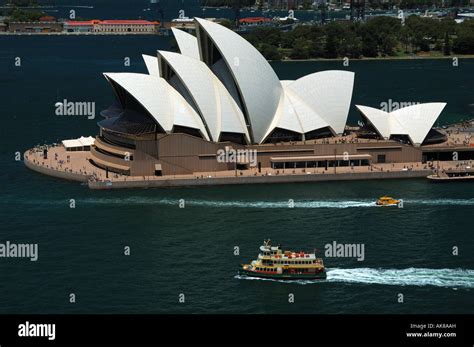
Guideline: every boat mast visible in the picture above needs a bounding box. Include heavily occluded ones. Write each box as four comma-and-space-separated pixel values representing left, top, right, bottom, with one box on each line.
233, 0, 241, 29
437, 150, 440, 177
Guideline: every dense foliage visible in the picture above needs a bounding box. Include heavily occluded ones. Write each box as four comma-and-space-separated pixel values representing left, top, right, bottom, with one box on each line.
244, 16, 474, 60
371, 0, 470, 9
3, 7, 45, 22
452, 20, 474, 53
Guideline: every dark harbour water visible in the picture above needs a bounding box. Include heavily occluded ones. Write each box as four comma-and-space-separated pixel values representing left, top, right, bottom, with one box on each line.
0, 34, 474, 314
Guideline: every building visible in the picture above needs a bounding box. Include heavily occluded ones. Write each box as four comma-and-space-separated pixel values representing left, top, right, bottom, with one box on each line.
266, 0, 312, 9
62, 136, 95, 152
170, 17, 196, 30
8, 21, 63, 33
239, 17, 273, 27
64, 20, 160, 33
170, 17, 219, 30
63, 21, 94, 33
356, 104, 447, 146
83, 18, 463, 177
39, 16, 57, 22
25, 17, 474, 182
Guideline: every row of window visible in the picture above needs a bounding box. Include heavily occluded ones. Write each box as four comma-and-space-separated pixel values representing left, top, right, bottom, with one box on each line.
272, 160, 370, 169
256, 267, 315, 273
262, 260, 317, 267
262, 251, 280, 256
272, 260, 316, 265
256, 267, 276, 272
67, 28, 154, 33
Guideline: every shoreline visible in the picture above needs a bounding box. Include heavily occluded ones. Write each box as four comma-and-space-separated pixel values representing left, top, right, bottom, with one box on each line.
2, 32, 472, 60
22, 119, 474, 190
275, 54, 474, 62
24, 147, 439, 190
87, 170, 433, 190
0, 32, 162, 36
24, 155, 433, 190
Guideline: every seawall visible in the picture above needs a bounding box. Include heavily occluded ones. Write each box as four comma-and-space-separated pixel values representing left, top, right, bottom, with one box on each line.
88, 170, 432, 190
24, 157, 88, 183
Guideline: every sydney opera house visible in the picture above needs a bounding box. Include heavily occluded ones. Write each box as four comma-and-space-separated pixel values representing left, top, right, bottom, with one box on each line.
26, 18, 473, 184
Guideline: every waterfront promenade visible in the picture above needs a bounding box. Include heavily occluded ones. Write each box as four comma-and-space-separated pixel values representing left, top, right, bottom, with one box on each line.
24, 144, 474, 190
23, 121, 474, 189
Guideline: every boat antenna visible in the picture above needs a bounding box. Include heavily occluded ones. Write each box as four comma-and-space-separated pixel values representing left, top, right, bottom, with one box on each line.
233, 0, 241, 29
437, 150, 440, 177
153, 0, 165, 24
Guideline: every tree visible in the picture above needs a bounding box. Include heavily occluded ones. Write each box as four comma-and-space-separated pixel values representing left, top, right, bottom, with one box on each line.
399, 26, 412, 53
362, 16, 401, 56
453, 21, 474, 54
258, 43, 281, 60
219, 19, 234, 29
324, 21, 348, 58
245, 27, 282, 47
443, 32, 451, 55
361, 34, 378, 57
405, 16, 439, 52
6, 7, 45, 22
291, 37, 312, 59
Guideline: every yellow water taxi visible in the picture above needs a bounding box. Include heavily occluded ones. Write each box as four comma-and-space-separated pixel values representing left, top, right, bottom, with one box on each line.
376, 196, 401, 206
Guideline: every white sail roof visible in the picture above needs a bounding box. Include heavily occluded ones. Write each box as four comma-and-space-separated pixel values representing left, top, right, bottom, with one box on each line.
286, 70, 355, 135
263, 71, 354, 141
103, 20, 364, 146
284, 87, 330, 133
103, 72, 209, 141
356, 103, 447, 145
391, 103, 446, 144
158, 50, 250, 143
171, 28, 201, 60
142, 54, 160, 77
195, 17, 283, 144
264, 91, 304, 138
